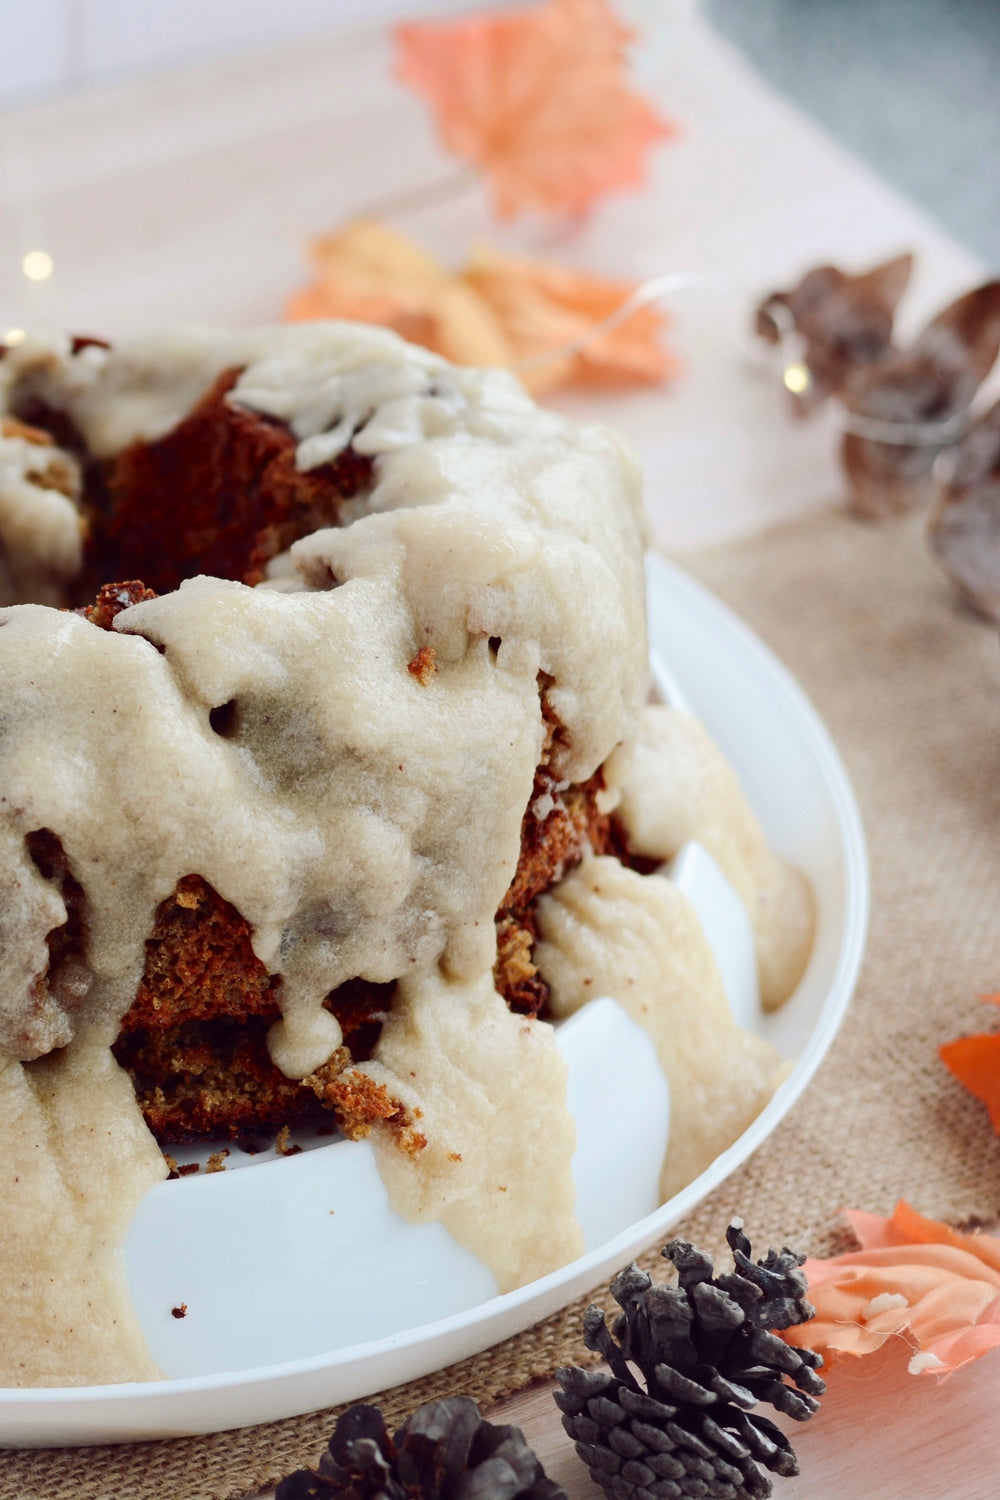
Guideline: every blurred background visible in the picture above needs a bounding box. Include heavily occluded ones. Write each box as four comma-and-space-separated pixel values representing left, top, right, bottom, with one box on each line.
1, 0, 994, 547
706, 0, 1000, 265
2, 0, 997, 262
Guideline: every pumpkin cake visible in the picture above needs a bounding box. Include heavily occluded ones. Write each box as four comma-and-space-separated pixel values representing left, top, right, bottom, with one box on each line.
0, 324, 813, 1385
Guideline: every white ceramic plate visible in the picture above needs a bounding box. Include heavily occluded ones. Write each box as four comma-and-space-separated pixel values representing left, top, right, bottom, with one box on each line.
0, 554, 868, 1447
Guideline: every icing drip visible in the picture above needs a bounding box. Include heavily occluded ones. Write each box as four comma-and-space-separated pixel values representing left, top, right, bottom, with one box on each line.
268, 1007, 344, 1080
609, 704, 816, 1008
534, 856, 784, 1199
362, 972, 582, 1293
0, 1044, 166, 1386
0, 422, 82, 605
0, 591, 544, 1063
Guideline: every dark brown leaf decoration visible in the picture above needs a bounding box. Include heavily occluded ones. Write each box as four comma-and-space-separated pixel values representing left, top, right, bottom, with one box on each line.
926, 396, 1000, 619
841, 280, 1000, 518
756, 252, 913, 414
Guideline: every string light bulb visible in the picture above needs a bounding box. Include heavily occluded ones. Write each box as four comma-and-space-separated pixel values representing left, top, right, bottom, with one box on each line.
782, 361, 811, 396
21, 250, 54, 282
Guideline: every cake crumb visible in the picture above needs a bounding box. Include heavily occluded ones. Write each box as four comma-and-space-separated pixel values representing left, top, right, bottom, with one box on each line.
275, 1126, 303, 1157
0, 415, 51, 446
407, 646, 437, 685
401, 1129, 428, 1156
171, 1303, 188, 1320
205, 1149, 229, 1174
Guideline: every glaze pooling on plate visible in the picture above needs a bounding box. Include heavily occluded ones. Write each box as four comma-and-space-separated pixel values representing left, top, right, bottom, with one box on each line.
535, 854, 781, 1200
612, 704, 816, 1009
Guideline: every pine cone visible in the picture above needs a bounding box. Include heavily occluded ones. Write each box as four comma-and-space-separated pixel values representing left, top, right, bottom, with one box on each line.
275, 1396, 567, 1500
555, 1220, 825, 1500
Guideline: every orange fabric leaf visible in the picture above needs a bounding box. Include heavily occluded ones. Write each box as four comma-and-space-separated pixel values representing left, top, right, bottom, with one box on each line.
783, 1201, 1000, 1377
285, 219, 673, 396
395, 0, 674, 219
939, 990, 1000, 1130
285, 219, 514, 371
463, 242, 675, 391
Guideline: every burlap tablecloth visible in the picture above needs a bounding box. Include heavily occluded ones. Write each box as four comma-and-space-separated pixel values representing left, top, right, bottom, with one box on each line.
6, 505, 1000, 1499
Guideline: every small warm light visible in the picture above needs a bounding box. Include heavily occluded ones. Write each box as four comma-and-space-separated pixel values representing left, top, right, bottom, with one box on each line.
782, 361, 811, 396
21, 250, 54, 282
3, 328, 26, 347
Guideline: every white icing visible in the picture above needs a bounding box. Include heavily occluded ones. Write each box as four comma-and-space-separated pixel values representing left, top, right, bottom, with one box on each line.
0, 1043, 166, 1387
361, 971, 582, 1293
534, 856, 784, 1199
609, 704, 815, 1008
0, 425, 82, 605
267, 1008, 344, 1081
0, 586, 545, 1057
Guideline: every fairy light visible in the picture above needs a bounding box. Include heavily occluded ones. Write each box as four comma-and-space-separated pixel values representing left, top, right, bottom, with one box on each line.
515, 266, 968, 454
782, 362, 811, 396
3, 328, 26, 347
21, 250, 53, 282
513, 270, 721, 374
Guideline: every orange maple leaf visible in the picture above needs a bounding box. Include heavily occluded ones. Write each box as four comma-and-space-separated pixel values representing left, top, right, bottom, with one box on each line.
464, 242, 675, 389
285, 219, 512, 372
395, 0, 675, 219
285, 219, 674, 396
783, 1201, 1000, 1377
940, 991, 1000, 1130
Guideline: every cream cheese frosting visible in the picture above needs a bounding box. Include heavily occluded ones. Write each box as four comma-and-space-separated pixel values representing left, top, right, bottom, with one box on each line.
0, 417, 83, 604
0, 323, 807, 1386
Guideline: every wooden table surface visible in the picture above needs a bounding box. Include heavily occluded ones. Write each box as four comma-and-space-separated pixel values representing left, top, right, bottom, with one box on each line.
488, 1342, 1000, 1499
2, 2, 998, 1492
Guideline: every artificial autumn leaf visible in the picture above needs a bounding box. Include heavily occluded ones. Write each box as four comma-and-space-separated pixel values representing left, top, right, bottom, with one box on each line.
783, 1201, 1000, 1377
939, 991, 1000, 1129
394, 0, 675, 220
755, 252, 913, 414
841, 278, 1000, 518
464, 241, 676, 390
285, 218, 674, 396
285, 218, 512, 372
926, 401, 1000, 622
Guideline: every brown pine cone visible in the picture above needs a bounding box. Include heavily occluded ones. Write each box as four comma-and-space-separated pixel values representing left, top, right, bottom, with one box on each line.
275, 1396, 566, 1500
555, 1221, 824, 1499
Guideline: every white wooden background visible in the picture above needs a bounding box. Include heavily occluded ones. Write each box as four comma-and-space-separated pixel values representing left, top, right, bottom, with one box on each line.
0, 0, 430, 105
